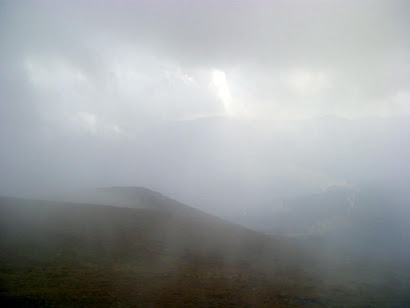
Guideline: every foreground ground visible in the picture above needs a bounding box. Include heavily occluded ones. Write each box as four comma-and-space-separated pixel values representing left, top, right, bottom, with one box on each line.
1, 196, 409, 307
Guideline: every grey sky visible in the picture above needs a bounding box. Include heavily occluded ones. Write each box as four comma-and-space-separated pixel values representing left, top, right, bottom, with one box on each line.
0, 0, 409, 214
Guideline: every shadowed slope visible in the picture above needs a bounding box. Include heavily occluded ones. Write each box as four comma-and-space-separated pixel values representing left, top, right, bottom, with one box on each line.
1, 196, 409, 307
0, 196, 314, 307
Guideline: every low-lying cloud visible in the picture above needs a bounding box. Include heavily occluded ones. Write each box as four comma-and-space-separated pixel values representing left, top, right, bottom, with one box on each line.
0, 0, 409, 216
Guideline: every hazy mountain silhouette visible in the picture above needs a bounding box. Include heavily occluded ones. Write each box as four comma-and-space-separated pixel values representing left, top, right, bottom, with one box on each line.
55, 186, 207, 218
233, 186, 410, 260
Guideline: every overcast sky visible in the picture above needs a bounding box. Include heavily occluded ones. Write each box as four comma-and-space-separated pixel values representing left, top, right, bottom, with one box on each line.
0, 0, 409, 214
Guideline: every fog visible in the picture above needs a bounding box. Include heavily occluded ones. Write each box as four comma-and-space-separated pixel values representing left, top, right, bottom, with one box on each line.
1, 0, 409, 218
1, 3, 410, 305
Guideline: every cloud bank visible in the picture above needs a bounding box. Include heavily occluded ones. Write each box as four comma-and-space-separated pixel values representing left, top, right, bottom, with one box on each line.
0, 0, 409, 215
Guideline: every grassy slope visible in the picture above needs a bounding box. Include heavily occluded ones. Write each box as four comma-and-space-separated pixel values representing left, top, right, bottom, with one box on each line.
0, 196, 409, 307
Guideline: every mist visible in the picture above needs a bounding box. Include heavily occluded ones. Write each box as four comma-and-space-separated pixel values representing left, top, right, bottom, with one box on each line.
1, 0, 409, 216
1, 1, 410, 306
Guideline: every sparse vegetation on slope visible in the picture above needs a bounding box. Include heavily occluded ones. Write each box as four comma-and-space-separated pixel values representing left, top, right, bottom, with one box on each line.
1, 195, 409, 307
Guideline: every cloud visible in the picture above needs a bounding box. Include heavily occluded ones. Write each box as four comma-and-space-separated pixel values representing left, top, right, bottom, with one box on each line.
284, 70, 331, 95
76, 112, 97, 134
0, 0, 409, 215
3, 0, 409, 121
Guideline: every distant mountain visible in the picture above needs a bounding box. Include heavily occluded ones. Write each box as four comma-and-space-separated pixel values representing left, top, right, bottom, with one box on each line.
233, 186, 410, 259
55, 186, 207, 218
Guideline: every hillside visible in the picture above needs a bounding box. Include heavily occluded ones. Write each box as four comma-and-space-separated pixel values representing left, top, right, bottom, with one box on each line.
1, 195, 409, 307
0, 196, 313, 307
54, 186, 207, 218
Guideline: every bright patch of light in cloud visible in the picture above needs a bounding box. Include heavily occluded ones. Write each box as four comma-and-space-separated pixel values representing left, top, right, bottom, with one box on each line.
210, 70, 233, 116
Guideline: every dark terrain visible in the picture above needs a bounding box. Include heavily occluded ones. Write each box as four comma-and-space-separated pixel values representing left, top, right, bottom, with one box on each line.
1, 189, 409, 307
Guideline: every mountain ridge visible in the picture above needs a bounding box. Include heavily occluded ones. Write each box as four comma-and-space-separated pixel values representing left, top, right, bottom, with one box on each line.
53, 186, 208, 218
